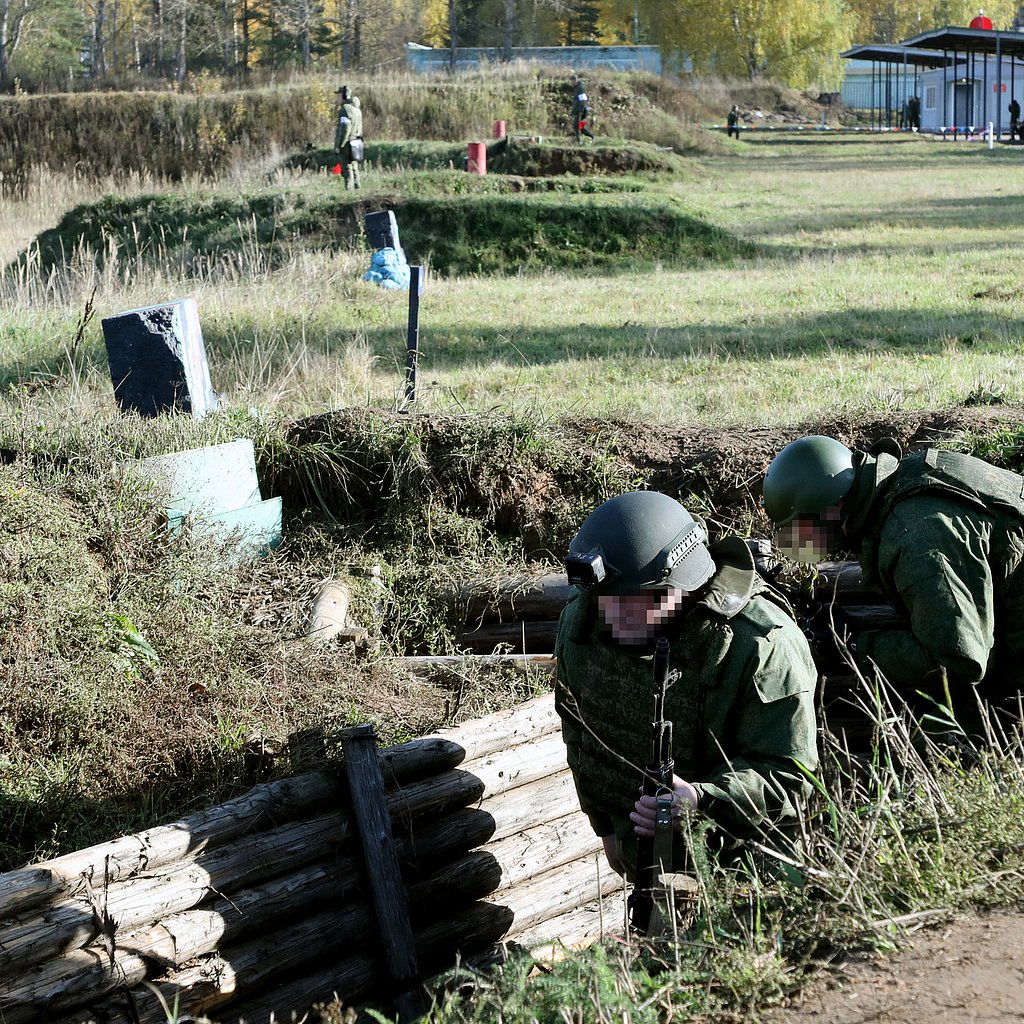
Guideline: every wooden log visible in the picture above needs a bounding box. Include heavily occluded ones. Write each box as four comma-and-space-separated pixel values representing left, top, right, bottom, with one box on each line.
50, 904, 370, 1024
407, 851, 504, 925
213, 957, 379, 1024
0, 708, 557, 980
843, 604, 907, 630
487, 812, 601, 892
515, 895, 627, 957
811, 560, 873, 598
457, 620, 560, 654
455, 573, 574, 623
2, 814, 499, 1022
411, 900, 516, 973
462, 730, 567, 801
0, 730, 469, 926
221, 898, 519, 1024
340, 725, 423, 1020
0, 863, 359, 1024
0, 771, 344, 921
1, 769, 485, 981
379, 735, 467, 784
479, 770, 579, 844
230, 868, 599, 1024
499, 855, 621, 938
399, 653, 557, 671
401, 806, 498, 871
305, 579, 351, 642
449, 561, 887, 628
385, 767, 486, 829
430, 692, 559, 763
56, 895, 515, 1024
0, 812, 351, 978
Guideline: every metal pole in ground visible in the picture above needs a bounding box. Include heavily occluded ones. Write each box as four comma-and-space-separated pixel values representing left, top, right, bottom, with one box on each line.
404, 265, 423, 408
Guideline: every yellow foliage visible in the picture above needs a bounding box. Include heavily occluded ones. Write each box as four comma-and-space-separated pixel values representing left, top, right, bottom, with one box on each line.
848, 0, 1023, 43
307, 81, 336, 127
647, 0, 857, 87
422, 0, 450, 47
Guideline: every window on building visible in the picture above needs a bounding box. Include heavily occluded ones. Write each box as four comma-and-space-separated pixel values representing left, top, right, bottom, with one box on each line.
925, 86, 937, 109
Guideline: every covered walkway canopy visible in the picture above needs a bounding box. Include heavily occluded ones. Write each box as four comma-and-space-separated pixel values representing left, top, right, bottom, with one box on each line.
901, 26, 1024, 135
840, 43, 952, 128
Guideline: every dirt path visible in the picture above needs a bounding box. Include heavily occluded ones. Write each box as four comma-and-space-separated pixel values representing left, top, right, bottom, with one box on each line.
766, 911, 1024, 1023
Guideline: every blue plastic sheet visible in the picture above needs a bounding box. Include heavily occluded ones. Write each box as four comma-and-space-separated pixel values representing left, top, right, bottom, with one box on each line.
364, 246, 411, 290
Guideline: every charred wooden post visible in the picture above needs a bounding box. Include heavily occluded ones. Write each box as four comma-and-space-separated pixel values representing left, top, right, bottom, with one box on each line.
341, 724, 428, 1023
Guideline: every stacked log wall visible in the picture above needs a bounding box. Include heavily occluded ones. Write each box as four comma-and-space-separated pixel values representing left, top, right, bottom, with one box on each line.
0, 695, 617, 1024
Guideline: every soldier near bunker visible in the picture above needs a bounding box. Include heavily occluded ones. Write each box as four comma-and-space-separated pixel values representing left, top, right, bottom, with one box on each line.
554, 490, 818, 882
763, 436, 1024, 731
569, 72, 594, 142
334, 84, 364, 190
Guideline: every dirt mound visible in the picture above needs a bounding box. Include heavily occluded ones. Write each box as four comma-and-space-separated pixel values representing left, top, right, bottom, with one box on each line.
488, 139, 689, 177
274, 405, 1024, 555
591, 404, 1024, 525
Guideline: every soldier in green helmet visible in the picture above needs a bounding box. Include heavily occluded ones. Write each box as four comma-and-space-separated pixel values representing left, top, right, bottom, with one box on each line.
763, 435, 1024, 721
554, 490, 818, 881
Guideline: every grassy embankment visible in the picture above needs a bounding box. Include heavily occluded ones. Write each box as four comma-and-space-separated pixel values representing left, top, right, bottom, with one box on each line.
3, 72, 1024, 1021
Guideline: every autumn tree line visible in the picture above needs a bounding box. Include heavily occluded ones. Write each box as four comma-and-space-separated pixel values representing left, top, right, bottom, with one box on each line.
1, 0, 1023, 93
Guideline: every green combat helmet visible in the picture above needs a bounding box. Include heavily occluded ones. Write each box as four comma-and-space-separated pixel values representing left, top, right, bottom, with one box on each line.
763, 436, 855, 526
565, 491, 715, 594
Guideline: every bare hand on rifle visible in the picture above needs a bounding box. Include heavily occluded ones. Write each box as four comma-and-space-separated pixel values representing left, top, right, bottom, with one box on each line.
629, 775, 698, 836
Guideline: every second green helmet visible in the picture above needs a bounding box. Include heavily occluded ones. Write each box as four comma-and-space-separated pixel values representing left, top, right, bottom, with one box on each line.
763, 436, 855, 525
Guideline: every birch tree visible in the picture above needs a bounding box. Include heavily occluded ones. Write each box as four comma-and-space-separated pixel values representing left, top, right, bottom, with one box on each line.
0, 0, 33, 84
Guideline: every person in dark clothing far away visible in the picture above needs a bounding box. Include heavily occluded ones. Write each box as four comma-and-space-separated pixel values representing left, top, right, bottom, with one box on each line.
569, 72, 594, 142
727, 104, 740, 138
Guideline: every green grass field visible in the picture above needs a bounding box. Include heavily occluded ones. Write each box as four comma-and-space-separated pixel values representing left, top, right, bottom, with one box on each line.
3, 134, 1021, 428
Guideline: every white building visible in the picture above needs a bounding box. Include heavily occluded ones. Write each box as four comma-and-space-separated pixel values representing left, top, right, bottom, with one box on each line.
842, 25, 1024, 136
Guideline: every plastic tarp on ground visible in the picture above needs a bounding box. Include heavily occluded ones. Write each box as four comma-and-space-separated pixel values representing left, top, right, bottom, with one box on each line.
364, 247, 410, 290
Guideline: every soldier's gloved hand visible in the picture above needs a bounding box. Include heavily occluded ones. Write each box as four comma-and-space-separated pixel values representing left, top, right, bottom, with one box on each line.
806, 603, 857, 673
630, 775, 698, 837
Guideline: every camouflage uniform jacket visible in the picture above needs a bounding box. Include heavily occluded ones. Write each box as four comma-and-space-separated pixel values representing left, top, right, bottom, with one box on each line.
843, 446, 1024, 696
334, 96, 363, 153
554, 536, 818, 873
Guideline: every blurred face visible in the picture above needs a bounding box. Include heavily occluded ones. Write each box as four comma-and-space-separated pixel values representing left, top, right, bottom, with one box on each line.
597, 588, 686, 647
774, 505, 843, 563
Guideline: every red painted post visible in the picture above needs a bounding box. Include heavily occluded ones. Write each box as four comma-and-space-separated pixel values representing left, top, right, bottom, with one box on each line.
493, 119, 506, 139
467, 141, 487, 174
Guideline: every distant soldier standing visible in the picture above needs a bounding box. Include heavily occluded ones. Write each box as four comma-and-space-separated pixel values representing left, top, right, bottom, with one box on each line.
727, 104, 740, 139
569, 72, 594, 143
906, 95, 921, 131
334, 84, 364, 190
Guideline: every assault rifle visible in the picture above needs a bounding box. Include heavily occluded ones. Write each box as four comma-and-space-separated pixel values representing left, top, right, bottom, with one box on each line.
629, 636, 676, 936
